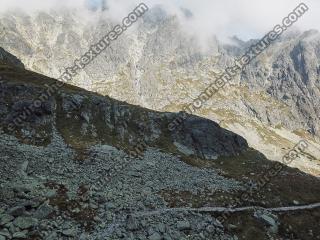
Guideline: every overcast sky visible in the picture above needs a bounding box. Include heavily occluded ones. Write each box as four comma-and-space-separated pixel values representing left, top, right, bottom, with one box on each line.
0, 0, 319, 41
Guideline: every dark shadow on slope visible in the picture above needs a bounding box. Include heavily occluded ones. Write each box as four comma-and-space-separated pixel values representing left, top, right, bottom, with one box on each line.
0, 62, 248, 161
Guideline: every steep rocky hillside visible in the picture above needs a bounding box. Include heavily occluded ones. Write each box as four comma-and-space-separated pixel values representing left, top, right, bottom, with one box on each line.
0, 60, 248, 161
0, 50, 320, 240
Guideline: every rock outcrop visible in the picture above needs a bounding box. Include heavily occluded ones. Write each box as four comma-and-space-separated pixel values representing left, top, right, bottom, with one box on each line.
0, 57, 248, 161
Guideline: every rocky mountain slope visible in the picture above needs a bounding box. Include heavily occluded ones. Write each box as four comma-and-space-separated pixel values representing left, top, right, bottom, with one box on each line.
0, 50, 320, 240
0, 8, 319, 175
0, 47, 320, 240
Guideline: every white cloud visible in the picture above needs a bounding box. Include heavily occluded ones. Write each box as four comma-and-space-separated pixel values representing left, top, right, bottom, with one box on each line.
0, 0, 319, 41
0, 0, 85, 13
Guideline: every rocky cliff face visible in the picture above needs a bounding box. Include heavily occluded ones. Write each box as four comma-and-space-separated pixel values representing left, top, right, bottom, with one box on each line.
240, 30, 320, 136
0, 55, 248, 162
0, 8, 319, 174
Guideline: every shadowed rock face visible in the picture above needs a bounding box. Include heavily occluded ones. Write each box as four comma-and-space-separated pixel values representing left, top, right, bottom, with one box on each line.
0, 55, 248, 160
172, 114, 248, 159
0, 47, 24, 69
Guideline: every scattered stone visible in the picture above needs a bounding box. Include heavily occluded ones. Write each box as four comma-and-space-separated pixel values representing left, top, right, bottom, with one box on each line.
127, 218, 139, 231
33, 202, 54, 219
44, 189, 57, 198
213, 219, 223, 228
13, 217, 38, 229
149, 232, 162, 240
206, 225, 215, 233
0, 228, 11, 238
6, 222, 15, 234
12, 231, 28, 239
157, 223, 166, 233
177, 220, 191, 230
62, 228, 77, 237
128, 170, 142, 177
227, 224, 238, 230
0, 214, 14, 225
20, 161, 29, 173
254, 211, 278, 234
259, 214, 277, 227
46, 231, 58, 240
293, 200, 300, 205
105, 202, 115, 210
8, 206, 26, 217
